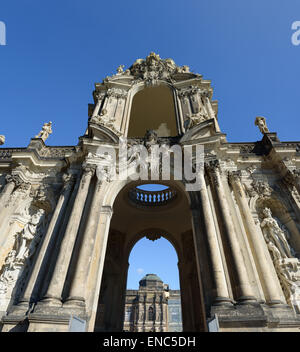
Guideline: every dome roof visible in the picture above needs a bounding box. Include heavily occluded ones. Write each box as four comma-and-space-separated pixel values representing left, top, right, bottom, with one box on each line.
140, 274, 163, 282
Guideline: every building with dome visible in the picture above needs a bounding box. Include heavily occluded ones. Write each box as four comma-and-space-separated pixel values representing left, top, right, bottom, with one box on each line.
0, 53, 300, 331
122, 274, 182, 332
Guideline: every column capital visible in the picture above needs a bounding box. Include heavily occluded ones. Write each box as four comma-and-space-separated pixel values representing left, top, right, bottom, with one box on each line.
228, 170, 242, 185
61, 173, 76, 193
82, 163, 97, 176
205, 159, 221, 187
94, 91, 106, 102
5, 174, 23, 187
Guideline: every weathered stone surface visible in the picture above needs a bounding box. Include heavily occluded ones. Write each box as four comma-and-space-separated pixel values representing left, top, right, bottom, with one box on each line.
1, 54, 300, 332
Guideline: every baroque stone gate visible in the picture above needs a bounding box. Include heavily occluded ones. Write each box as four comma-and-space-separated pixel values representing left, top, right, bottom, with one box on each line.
1, 53, 300, 332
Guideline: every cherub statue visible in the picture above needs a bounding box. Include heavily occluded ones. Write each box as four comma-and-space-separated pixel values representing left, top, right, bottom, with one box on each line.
35, 121, 52, 142
255, 116, 269, 134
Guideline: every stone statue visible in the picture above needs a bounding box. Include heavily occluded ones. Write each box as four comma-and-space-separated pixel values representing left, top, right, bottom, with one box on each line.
145, 130, 158, 150
116, 65, 124, 74
260, 207, 294, 259
14, 208, 45, 263
0, 250, 17, 294
255, 116, 269, 134
35, 121, 52, 142
185, 111, 208, 129
0, 135, 5, 145
0, 208, 45, 305
91, 108, 114, 126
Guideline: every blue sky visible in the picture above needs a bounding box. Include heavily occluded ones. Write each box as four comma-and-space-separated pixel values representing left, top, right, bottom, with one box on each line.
127, 237, 180, 289
1, 1, 300, 289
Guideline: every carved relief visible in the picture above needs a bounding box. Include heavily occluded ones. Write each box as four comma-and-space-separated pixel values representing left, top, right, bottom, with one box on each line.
90, 107, 122, 136
259, 207, 300, 312
0, 208, 45, 311
275, 259, 300, 313
260, 207, 294, 259
129, 52, 190, 85
245, 180, 273, 199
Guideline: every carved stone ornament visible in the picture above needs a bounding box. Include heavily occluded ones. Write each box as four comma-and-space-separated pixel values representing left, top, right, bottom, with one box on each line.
260, 207, 294, 259
0, 208, 45, 301
35, 121, 53, 142
106, 87, 128, 99
205, 159, 221, 187
62, 172, 76, 192
178, 86, 210, 99
129, 52, 190, 83
245, 180, 273, 199
5, 173, 23, 187
116, 65, 124, 74
90, 108, 122, 136
255, 116, 269, 134
273, 258, 300, 313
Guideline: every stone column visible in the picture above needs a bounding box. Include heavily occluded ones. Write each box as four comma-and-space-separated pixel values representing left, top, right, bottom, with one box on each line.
13, 173, 76, 312
92, 92, 104, 118
201, 91, 221, 132
85, 204, 113, 331
0, 174, 22, 207
207, 161, 256, 303
229, 171, 286, 305
39, 164, 96, 306
64, 178, 103, 308
197, 171, 232, 306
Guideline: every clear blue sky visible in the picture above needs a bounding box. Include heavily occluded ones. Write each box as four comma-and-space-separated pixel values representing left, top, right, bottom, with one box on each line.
127, 237, 180, 289
1, 1, 300, 289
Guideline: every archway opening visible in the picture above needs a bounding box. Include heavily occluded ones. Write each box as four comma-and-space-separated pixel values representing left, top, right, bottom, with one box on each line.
124, 236, 182, 332
93, 181, 206, 332
127, 85, 178, 137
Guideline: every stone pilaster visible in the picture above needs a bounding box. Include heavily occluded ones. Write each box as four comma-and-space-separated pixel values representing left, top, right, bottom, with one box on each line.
196, 170, 232, 306
37, 164, 96, 307
228, 171, 286, 306
10, 173, 76, 315
207, 160, 257, 303
85, 204, 113, 331
0, 174, 23, 207
91, 91, 105, 118
64, 178, 103, 308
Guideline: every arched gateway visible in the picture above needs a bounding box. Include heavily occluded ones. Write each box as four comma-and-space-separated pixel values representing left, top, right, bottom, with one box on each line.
1, 53, 300, 332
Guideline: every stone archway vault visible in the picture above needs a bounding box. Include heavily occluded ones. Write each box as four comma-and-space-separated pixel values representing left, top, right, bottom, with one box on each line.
92, 180, 207, 332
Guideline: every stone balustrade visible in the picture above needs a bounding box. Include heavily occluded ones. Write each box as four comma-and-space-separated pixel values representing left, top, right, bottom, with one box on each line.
129, 187, 176, 206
